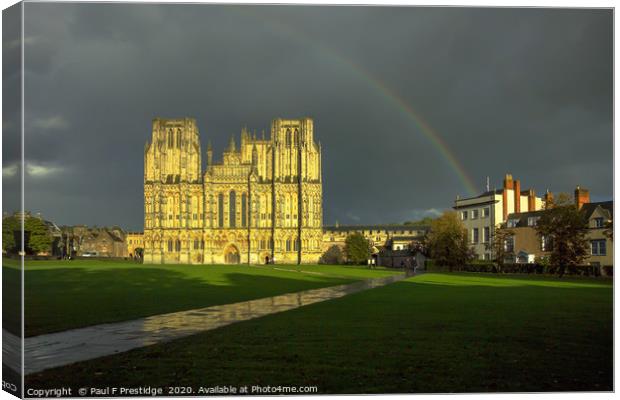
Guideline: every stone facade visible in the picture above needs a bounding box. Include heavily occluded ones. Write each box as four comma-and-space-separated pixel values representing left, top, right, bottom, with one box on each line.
126, 232, 144, 257
143, 117, 323, 264
453, 174, 546, 260
63, 226, 127, 258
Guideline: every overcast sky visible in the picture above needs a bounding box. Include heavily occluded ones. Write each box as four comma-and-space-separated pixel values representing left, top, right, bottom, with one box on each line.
3, 4, 613, 230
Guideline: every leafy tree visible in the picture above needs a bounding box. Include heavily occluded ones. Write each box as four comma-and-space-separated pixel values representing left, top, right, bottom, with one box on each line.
426, 211, 474, 271
24, 217, 52, 255
2, 215, 19, 254
536, 193, 589, 277
319, 245, 344, 265
344, 232, 371, 264
486, 226, 514, 272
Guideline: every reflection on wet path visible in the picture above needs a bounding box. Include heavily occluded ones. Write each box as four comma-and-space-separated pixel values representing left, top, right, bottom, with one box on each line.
24, 272, 412, 375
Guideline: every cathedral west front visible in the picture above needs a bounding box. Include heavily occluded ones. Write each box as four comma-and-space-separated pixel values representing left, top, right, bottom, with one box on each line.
143, 117, 323, 264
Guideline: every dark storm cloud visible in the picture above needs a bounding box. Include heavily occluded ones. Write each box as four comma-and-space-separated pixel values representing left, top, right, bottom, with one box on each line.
15, 4, 612, 230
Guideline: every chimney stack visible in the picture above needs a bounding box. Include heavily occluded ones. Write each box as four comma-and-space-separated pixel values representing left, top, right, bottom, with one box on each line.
514, 179, 521, 213
543, 189, 554, 209
502, 174, 513, 221
503, 174, 514, 190
575, 186, 590, 209
528, 189, 536, 211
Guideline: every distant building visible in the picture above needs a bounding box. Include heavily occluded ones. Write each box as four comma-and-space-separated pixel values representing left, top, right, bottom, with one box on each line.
503, 187, 613, 271
126, 232, 144, 257
322, 224, 428, 267
322, 224, 427, 252
453, 174, 546, 260
62, 226, 128, 258
581, 199, 613, 268
503, 209, 550, 264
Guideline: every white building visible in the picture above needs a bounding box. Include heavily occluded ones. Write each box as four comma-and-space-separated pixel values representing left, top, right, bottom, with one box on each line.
453, 174, 548, 260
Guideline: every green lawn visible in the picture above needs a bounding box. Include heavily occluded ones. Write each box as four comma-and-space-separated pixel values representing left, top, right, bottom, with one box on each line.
9, 259, 398, 336
25, 273, 612, 393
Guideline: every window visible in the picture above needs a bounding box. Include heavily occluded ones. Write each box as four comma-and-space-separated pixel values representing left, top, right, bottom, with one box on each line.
167, 240, 173, 252
591, 239, 606, 256
461, 211, 468, 220
507, 219, 518, 228
286, 239, 291, 252
194, 240, 199, 250
483, 227, 490, 243
218, 193, 224, 228
541, 235, 552, 251
471, 210, 479, 219
482, 208, 490, 218
175, 240, 181, 252
229, 191, 236, 228
293, 238, 299, 251
286, 129, 292, 146
241, 193, 247, 227
471, 228, 479, 244
527, 216, 540, 226
484, 253, 491, 261
594, 217, 604, 228
504, 236, 514, 253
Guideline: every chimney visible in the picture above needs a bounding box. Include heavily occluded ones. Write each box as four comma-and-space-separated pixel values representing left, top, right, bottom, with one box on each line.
514, 179, 521, 213
528, 189, 536, 211
502, 174, 513, 221
543, 189, 554, 209
575, 186, 590, 209
503, 174, 514, 190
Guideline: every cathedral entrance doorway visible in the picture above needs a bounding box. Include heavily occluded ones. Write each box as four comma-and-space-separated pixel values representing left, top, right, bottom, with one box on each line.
224, 245, 240, 264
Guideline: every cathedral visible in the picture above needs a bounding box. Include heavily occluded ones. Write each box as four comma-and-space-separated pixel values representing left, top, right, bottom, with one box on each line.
143, 117, 323, 264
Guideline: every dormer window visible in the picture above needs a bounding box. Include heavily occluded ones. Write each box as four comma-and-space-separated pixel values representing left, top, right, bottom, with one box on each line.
507, 219, 518, 228
594, 217, 604, 228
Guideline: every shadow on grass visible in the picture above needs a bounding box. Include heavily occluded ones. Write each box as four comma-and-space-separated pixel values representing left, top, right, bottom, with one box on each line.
25, 275, 612, 393
3, 265, 22, 336
24, 267, 356, 337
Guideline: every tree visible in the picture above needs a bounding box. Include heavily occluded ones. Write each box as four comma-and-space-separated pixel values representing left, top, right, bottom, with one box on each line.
319, 245, 344, 265
426, 211, 474, 271
2, 215, 19, 254
24, 216, 52, 255
486, 226, 514, 272
344, 232, 371, 264
536, 193, 589, 277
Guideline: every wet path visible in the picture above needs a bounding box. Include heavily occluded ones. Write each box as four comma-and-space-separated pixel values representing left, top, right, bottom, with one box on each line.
22, 272, 411, 375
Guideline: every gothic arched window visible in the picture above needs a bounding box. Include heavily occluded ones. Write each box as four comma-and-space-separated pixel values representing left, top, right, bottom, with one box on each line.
176, 129, 181, 148
167, 129, 173, 147
218, 193, 224, 228
241, 193, 247, 228
229, 191, 236, 228
286, 129, 291, 146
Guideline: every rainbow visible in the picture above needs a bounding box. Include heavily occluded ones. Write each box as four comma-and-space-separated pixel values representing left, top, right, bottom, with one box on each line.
236, 8, 479, 197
